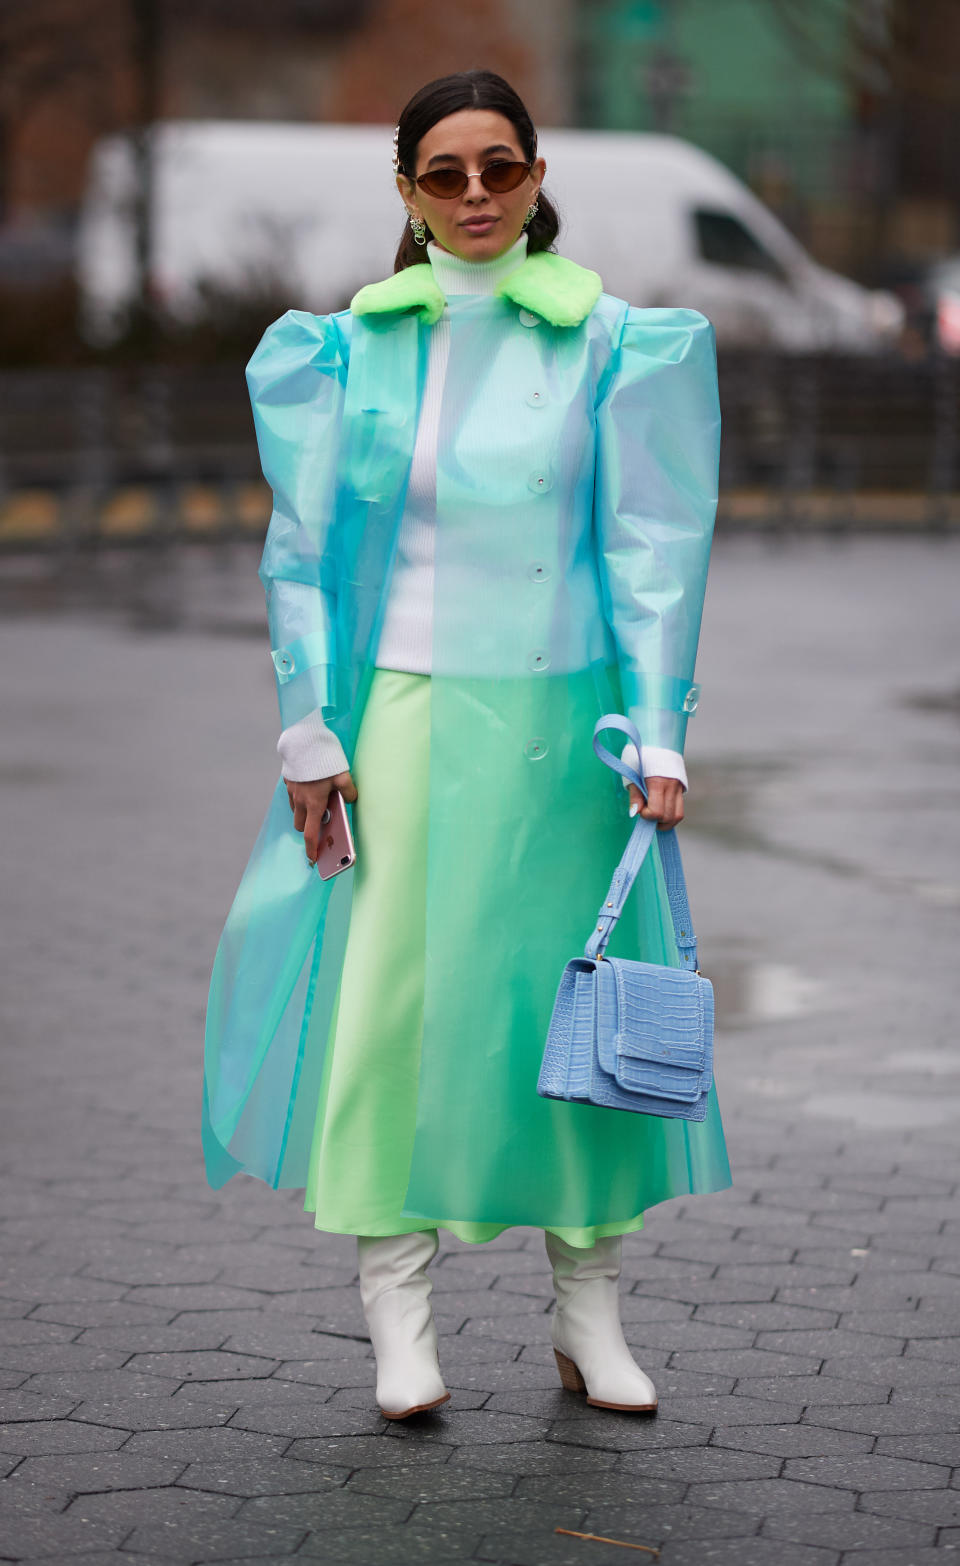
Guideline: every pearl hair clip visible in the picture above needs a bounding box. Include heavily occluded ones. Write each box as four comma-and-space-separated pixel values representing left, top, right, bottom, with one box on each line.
391, 125, 400, 175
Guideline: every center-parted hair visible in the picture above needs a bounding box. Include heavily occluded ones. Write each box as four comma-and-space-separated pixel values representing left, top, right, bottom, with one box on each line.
393, 68, 561, 272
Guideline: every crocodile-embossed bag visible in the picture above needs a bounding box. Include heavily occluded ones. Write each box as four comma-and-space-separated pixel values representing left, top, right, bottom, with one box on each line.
537, 716, 714, 1121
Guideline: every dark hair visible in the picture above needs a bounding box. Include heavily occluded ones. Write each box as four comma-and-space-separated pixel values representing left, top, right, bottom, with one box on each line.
393, 69, 560, 272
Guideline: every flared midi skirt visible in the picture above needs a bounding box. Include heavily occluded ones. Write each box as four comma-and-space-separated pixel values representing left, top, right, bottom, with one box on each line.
303, 667, 730, 1244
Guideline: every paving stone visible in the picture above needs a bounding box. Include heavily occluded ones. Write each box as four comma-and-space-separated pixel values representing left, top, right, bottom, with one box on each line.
752, 1328, 906, 1357
0, 1391, 80, 1423
858, 1489, 960, 1525
30, 1302, 176, 1329
513, 1472, 684, 1511
0, 1321, 77, 1349
839, 1551, 960, 1566
693, 1302, 839, 1330
296, 1523, 481, 1561
451, 1440, 618, 1473
784, 1452, 950, 1490
176, 1457, 353, 1496
414, 1496, 591, 1535
710, 1425, 874, 1458
472, 1533, 670, 1566
632, 1277, 777, 1305
71, 1396, 239, 1431
804, 1394, 960, 1434
685, 1477, 855, 1516
345, 1463, 515, 1503
119, 1518, 309, 1559
16, 1370, 184, 1402
220, 1327, 370, 1361
0, 1511, 130, 1557
840, 1307, 960, 1338
0, 1419, 129, 1456
234, 1492, 413, 1534
387, 1408, 551, 1445
903, 1336, 960, 1362
0, 1344, 131, 1376
120, 1427, 292, 1461
657, 1240, 796, 1267
656, 1395, 806, 1427
0, 1476, 72, 1516
731, 1376, 886, 1405
283, 1434, 455, 1469
76, 1323, 233, 1353
0, 1275, 126, 1305
819, 1354, 960, 1391
657, 1540, 839, 1566
875, 1431, 960, 1464
546, 1417, 713, 1452
7, 1452, 187, 1492
760, 1512, 938, 1551
577, 1500, 761, 1542
619, 1445, 781, 1482
124, 1349, 282, 1382
623, 1320, 756, 1352
669, 1350, 824, 1379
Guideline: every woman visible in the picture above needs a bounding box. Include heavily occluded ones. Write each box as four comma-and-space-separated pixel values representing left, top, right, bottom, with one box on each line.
203, 69, 731, 1422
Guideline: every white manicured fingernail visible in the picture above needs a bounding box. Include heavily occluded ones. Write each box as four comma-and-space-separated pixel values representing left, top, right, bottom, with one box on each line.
629, 803, 639, 817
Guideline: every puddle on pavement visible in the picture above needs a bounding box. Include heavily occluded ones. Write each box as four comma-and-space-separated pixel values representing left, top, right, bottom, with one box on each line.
902, 685, 960, 720
709, 957, 822, 1027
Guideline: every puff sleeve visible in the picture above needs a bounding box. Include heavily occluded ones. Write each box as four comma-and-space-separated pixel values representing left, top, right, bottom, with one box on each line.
593, 306, 721, 755
247, 309, 350, 738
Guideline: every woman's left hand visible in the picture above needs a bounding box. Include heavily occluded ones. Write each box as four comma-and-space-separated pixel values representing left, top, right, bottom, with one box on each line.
628, 776, 685, 830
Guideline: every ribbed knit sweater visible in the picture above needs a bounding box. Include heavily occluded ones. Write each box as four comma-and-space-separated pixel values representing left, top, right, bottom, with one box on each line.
276, 234, 687, 791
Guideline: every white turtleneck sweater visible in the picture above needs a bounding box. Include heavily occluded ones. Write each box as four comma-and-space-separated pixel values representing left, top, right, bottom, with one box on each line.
276, 234, 687, 792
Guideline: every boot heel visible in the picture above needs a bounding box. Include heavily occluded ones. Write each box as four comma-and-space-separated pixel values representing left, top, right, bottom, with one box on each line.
554, 1347, 587, 1393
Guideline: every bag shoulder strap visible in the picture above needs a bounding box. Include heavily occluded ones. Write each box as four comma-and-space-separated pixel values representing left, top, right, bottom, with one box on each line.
585, 715, 699, 972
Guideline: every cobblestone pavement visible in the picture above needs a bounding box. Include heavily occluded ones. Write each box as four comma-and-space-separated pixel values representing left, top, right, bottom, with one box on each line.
1, 534, 959, 1566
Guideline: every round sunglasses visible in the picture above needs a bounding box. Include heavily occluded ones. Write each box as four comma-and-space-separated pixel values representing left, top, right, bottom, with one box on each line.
411, 159, 532, 200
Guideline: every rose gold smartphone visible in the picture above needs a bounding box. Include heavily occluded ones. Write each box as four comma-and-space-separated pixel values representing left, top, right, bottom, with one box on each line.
315, 789, 356, 880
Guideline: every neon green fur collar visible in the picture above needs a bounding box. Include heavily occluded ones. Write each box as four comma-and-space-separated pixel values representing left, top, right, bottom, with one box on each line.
350, 250, 603, 328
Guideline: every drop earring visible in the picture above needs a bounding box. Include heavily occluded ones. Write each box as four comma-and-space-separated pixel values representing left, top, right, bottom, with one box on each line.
408, 211, 427, 246
522, 199, 539, 230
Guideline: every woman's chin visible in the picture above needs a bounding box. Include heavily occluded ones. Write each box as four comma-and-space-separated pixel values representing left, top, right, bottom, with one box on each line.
443, 225, 521, 261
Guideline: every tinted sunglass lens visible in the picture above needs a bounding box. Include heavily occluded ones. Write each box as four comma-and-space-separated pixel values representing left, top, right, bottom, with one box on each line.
418, 169, 467, 198
482, 161, 529, 193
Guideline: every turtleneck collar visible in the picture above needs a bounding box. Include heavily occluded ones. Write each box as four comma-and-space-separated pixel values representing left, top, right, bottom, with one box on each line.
425, 232, 528, 297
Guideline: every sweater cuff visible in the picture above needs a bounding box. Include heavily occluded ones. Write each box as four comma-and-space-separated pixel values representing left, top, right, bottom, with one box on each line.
620, 741, 688, 792
277, 708, 349, 782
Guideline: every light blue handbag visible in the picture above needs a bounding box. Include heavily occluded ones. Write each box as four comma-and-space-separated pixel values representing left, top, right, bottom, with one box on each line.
537, 716, 714, 1122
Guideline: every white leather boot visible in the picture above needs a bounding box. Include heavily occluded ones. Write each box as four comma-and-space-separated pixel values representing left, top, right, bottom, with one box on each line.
545, 1232, 658, 1413
356, 1229, 450, 1419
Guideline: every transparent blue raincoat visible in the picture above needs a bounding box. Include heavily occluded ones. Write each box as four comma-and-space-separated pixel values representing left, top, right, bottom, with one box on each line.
202, 250, 731, 1221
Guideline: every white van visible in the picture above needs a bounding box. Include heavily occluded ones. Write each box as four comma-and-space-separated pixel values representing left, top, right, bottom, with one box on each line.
76, 120, 902, 351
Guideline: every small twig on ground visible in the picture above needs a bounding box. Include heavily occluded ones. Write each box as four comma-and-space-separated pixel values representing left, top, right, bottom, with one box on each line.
555, 1528, 659, 1555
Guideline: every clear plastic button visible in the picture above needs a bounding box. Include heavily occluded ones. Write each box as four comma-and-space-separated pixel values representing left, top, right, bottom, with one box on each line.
518, 309, 540, 328
526, 389, 546, 408
682, 683, 701, 714
528, 471, 553, 494
527, 649, 550, 672
528, 561, 550, 582
524, 737, 549, 760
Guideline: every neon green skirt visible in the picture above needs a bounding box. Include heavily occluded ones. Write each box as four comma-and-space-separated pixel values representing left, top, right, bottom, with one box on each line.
304, 667, 729, 1244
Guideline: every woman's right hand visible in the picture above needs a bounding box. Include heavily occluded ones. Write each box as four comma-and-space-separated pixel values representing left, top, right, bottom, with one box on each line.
286, 771, 358, 865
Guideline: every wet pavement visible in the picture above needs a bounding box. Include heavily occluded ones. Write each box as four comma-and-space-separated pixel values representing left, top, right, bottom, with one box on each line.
1, 532, 959, 1565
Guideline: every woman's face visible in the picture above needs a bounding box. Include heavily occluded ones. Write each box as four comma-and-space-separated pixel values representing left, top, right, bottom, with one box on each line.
397, 108, 545, 262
